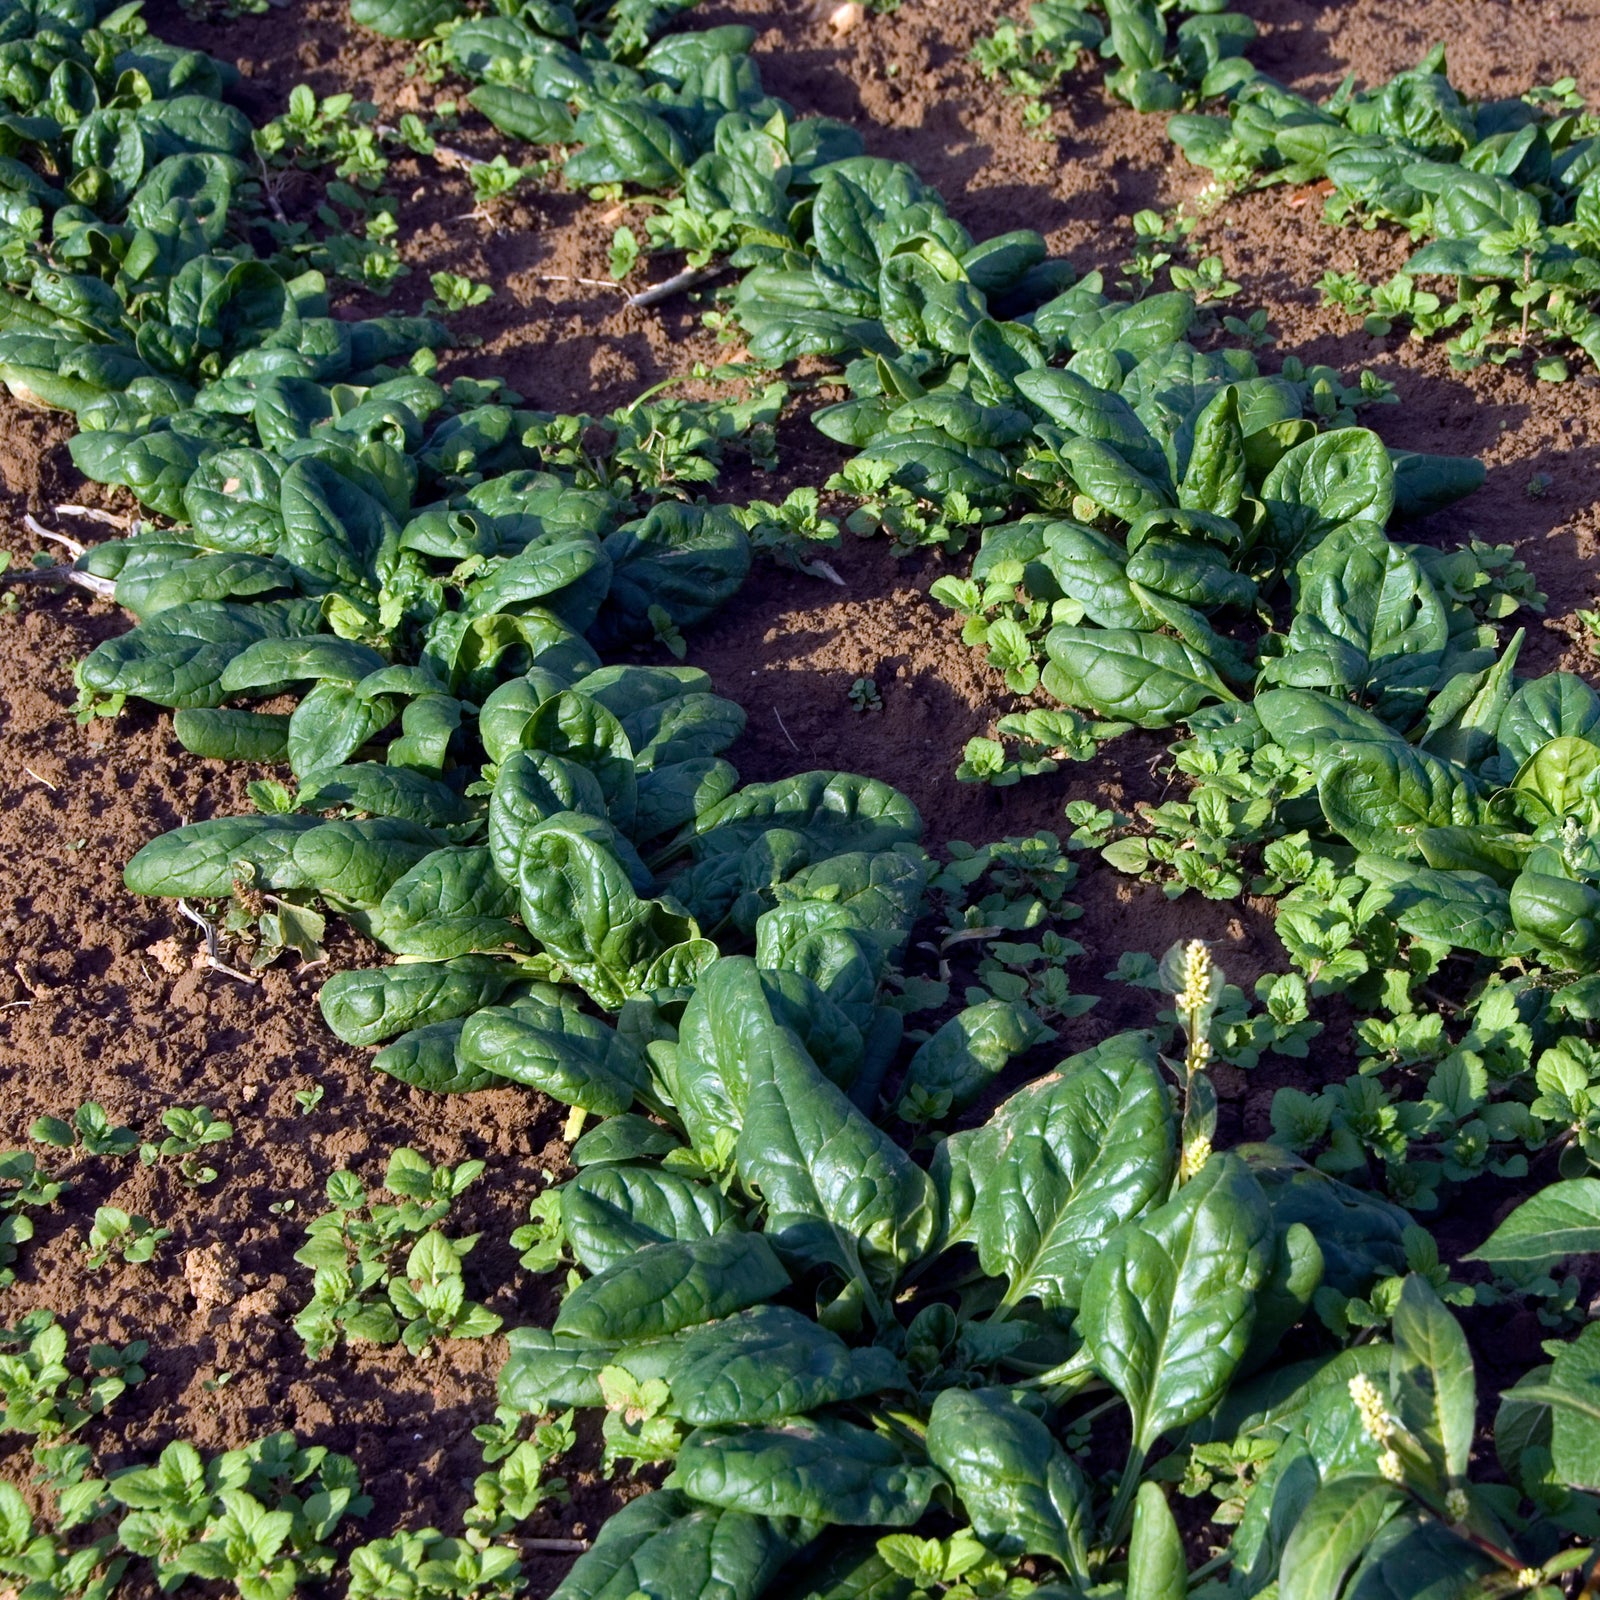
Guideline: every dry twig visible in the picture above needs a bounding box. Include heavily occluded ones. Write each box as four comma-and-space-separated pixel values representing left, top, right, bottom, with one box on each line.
24, 515, 84, 558
534, 272, 627, 292
1, 523, 115, 600
772, 706, 801, 754
176, 901, 259, 986
627, 263, 726, 309
54, 503, 131, 528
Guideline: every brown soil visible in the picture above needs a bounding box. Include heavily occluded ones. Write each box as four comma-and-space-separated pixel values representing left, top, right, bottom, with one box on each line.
1, 0, 1598, 1591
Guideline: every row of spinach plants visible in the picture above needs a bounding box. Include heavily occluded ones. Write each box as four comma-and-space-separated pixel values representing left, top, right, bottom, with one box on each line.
4, 0, 1600, 1593
1170, 51, 1600, 382
971, 0, 1600, 380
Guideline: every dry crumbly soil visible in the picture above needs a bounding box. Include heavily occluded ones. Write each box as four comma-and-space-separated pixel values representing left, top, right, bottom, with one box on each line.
1, 0, 1599, 1590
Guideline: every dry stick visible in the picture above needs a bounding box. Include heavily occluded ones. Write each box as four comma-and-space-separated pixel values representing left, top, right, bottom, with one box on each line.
17, 517, 119, 597
13, 513, 113, 592
54, 503, 131, 528
374, 125, 718, 306
772, 706, 801, 754
533, 273, 627, 293
627, 263, 726, 310
520, 1538, 590, 1554
176, 900, 259, 987
1, 529, 115, 599
24, 515, 85, 558
256, 157, 291, 227
0, 566, 115, 598
22, 768, 56, 792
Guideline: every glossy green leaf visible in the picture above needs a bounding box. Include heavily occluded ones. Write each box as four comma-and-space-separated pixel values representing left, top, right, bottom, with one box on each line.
1497, 673, 1600, 771
1262, 428, 1394, 559
1042, 626, 1233, 728
318, 956, 514, 1047
553, 1232, 791, 1344
1517, 1322, 1600, 1490
1179, 385, 1247, 518
734, 983, 939, 1303
1316, 740, 1492, 857
370, 1018, 495, 1094
1390, 1275, 1474, 1483
668, 1417, 942, 1527
662, 1305, 906, 1426
1467, 1178, 1600, 1268
459, 994, 645, 1117
562, 1163, 742, 1274
548, 1491, 795, 1600
898, 999, 1047, 1112
517, 817, 714, 1009
1278, 1476, 1409, 1600
292, 817, 441, 908
79, 599, 320, 709
124, 815, 318, 898
571, 1114, 684, 1168
939, 1033, 1174, 1312
1079, 1152, 1274, 1451
219, 636, 387, 694
298, 762, 474, 829
288, 681, 395, 779
172, 708, 291, 763
1125, 1481, 1186, 1600
925, 1387, 1090, 1576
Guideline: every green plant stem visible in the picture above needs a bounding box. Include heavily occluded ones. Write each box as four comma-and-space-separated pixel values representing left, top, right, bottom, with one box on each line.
1096, 1447, 1148, 1560
1022, 1347, 1096, 1391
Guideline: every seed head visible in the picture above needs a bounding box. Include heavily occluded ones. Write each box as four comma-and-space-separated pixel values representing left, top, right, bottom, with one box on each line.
1348, 1374, 1396, 1445
1179, 1134, 1212, 1181
1179, 939, 1213, 1017
1377, 1448, 1404, 1484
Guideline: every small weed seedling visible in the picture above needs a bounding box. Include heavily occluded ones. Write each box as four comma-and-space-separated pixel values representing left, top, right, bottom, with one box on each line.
110, 1431, 371, 1594
425, 272, 494, 316
32, 1104, 138, 1159
293, 1149, 500, 1359
597, 1367, 681, 1474
84, 1208, 170, 1271
140, 1108, 233, 1186
463, 1412, 573, 1547
848, 677, 882, 713
608, 225, 641, 280
346, 1530, 523, 1600
0, 1312, 145, 1442
0, 1150, 64, 1284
